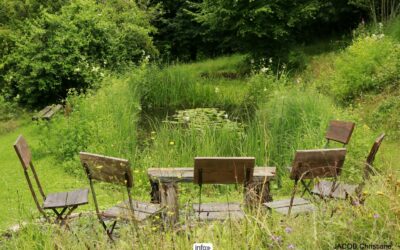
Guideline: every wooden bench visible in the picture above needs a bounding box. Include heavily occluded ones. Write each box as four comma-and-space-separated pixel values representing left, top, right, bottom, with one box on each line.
265, 148, 347, 216
148, 164, 275, 224
79, 152, 162, 240
32, 104, 63, 121
14, 135, 89, 225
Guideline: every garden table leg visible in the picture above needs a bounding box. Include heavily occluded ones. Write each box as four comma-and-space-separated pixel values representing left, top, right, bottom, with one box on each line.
244, 179, 272, 206
159, 182, 179, 226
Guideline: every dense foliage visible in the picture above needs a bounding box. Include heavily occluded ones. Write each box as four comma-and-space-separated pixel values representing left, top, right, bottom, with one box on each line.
0, 0, 156, 106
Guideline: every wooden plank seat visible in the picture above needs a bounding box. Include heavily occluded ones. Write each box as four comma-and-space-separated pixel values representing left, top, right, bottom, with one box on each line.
102, 200, 162, 221
192, 202, 245, 221
32, 104, 63, 121
14, 135, 89, 224
264, 148, 347, 216
43, 189, 89, 209
193, 157, 255, 221
312, 134, 385, 202
80, 152, 162, 240
265, 198, 316, 215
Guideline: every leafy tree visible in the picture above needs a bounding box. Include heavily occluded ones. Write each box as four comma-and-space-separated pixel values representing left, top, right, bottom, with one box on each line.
0, 0, 157, 106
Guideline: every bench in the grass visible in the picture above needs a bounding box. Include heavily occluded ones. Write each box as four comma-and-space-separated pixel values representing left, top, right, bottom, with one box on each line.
32, 104, 63, 121
148, 164, 276, 223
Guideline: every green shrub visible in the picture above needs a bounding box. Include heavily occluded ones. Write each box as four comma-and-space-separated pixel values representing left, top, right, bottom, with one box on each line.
318, 35, 400, 103
0, 0, 156, 106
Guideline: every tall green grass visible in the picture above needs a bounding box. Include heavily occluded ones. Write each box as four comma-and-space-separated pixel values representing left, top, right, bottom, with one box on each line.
39, 70, 142, 175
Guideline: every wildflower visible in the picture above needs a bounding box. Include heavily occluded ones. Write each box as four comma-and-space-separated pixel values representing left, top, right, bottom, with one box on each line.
270, 235, 282, 244
363, 191, 369, 195
183, 116, 190, 122
376, 191, 384, 196
151, 131, 156, 135
215, 87, 220, 93
260, 67, 268, 73
224, 114, 228, 119
373, 213, 380, 219
169, 141, 175, 145
151, 136, 155, 140
250, 59, 255, 64
263, 87, 267, 92
269, 58, 273, 63
284, 227, 293, 234
288, 244, 295, 249
134, 170, 139, 174
152, 226, 157, 231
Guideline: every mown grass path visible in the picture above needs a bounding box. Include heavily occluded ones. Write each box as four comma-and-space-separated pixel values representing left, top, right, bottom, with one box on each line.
0, 122, 88, 229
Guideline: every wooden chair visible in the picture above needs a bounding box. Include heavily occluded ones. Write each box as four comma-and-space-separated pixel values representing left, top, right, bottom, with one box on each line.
14, 135, 89, 224
265, 148, 347, 216
325, 120, 355, 147
296, 120, 355, 196
193, 157, 255, 221
312, 134, 385, 201
79, 152, 161, 240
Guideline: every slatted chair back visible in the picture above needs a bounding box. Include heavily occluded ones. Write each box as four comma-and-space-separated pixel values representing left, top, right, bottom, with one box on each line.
193, 157, 255, 220
194, 157, 255, 185
80, 152, 133, 188
79, 152, 134, 220
14, 135, 47, 217
355, 134, 386, 198
290, 149, 347, 181
325, 120, 355, 147
286, 148, 346, 216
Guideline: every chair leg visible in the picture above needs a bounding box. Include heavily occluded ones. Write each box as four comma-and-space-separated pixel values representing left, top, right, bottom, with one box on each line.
300, 180, 313, 197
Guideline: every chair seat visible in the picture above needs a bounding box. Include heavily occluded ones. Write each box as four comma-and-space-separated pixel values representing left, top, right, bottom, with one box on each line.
43, 189, 89, 209
192, 202, 245, 220
102, 200, 162, 221
312, 180, 357, 199
264, 198, 315, 215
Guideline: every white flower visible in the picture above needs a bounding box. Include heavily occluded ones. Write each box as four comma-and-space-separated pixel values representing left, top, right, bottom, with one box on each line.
250, 59, 255, 64
183, 116, 190, 122
215, 87, 220, 93
260, 67, 268, 73
224, 114, 228, 119
263, 88, 267, 92
269, 58, 273, 63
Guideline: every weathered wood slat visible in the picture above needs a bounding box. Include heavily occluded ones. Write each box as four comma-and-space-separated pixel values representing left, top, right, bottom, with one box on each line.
103, 200, 162, 221
193, 202, 242, 212
325, 120, 355, 145
290, 149, 347, 180
43, 192, 68, 209
194, 157, 255, 184
312, 180, 358, 199
274, 204, 316, 215
80, 152, 133, 187
14, 135, 32, 169
65, 189, 89, 206
264, 198, 310, 209
147, 167, 275, 183
194, 210, 245, 220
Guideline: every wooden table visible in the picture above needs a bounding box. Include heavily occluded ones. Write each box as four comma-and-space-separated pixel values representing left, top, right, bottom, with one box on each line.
147, 167, 276, 224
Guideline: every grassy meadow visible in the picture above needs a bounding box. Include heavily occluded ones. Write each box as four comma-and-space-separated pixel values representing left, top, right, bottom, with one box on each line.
1, 30, 400, 249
